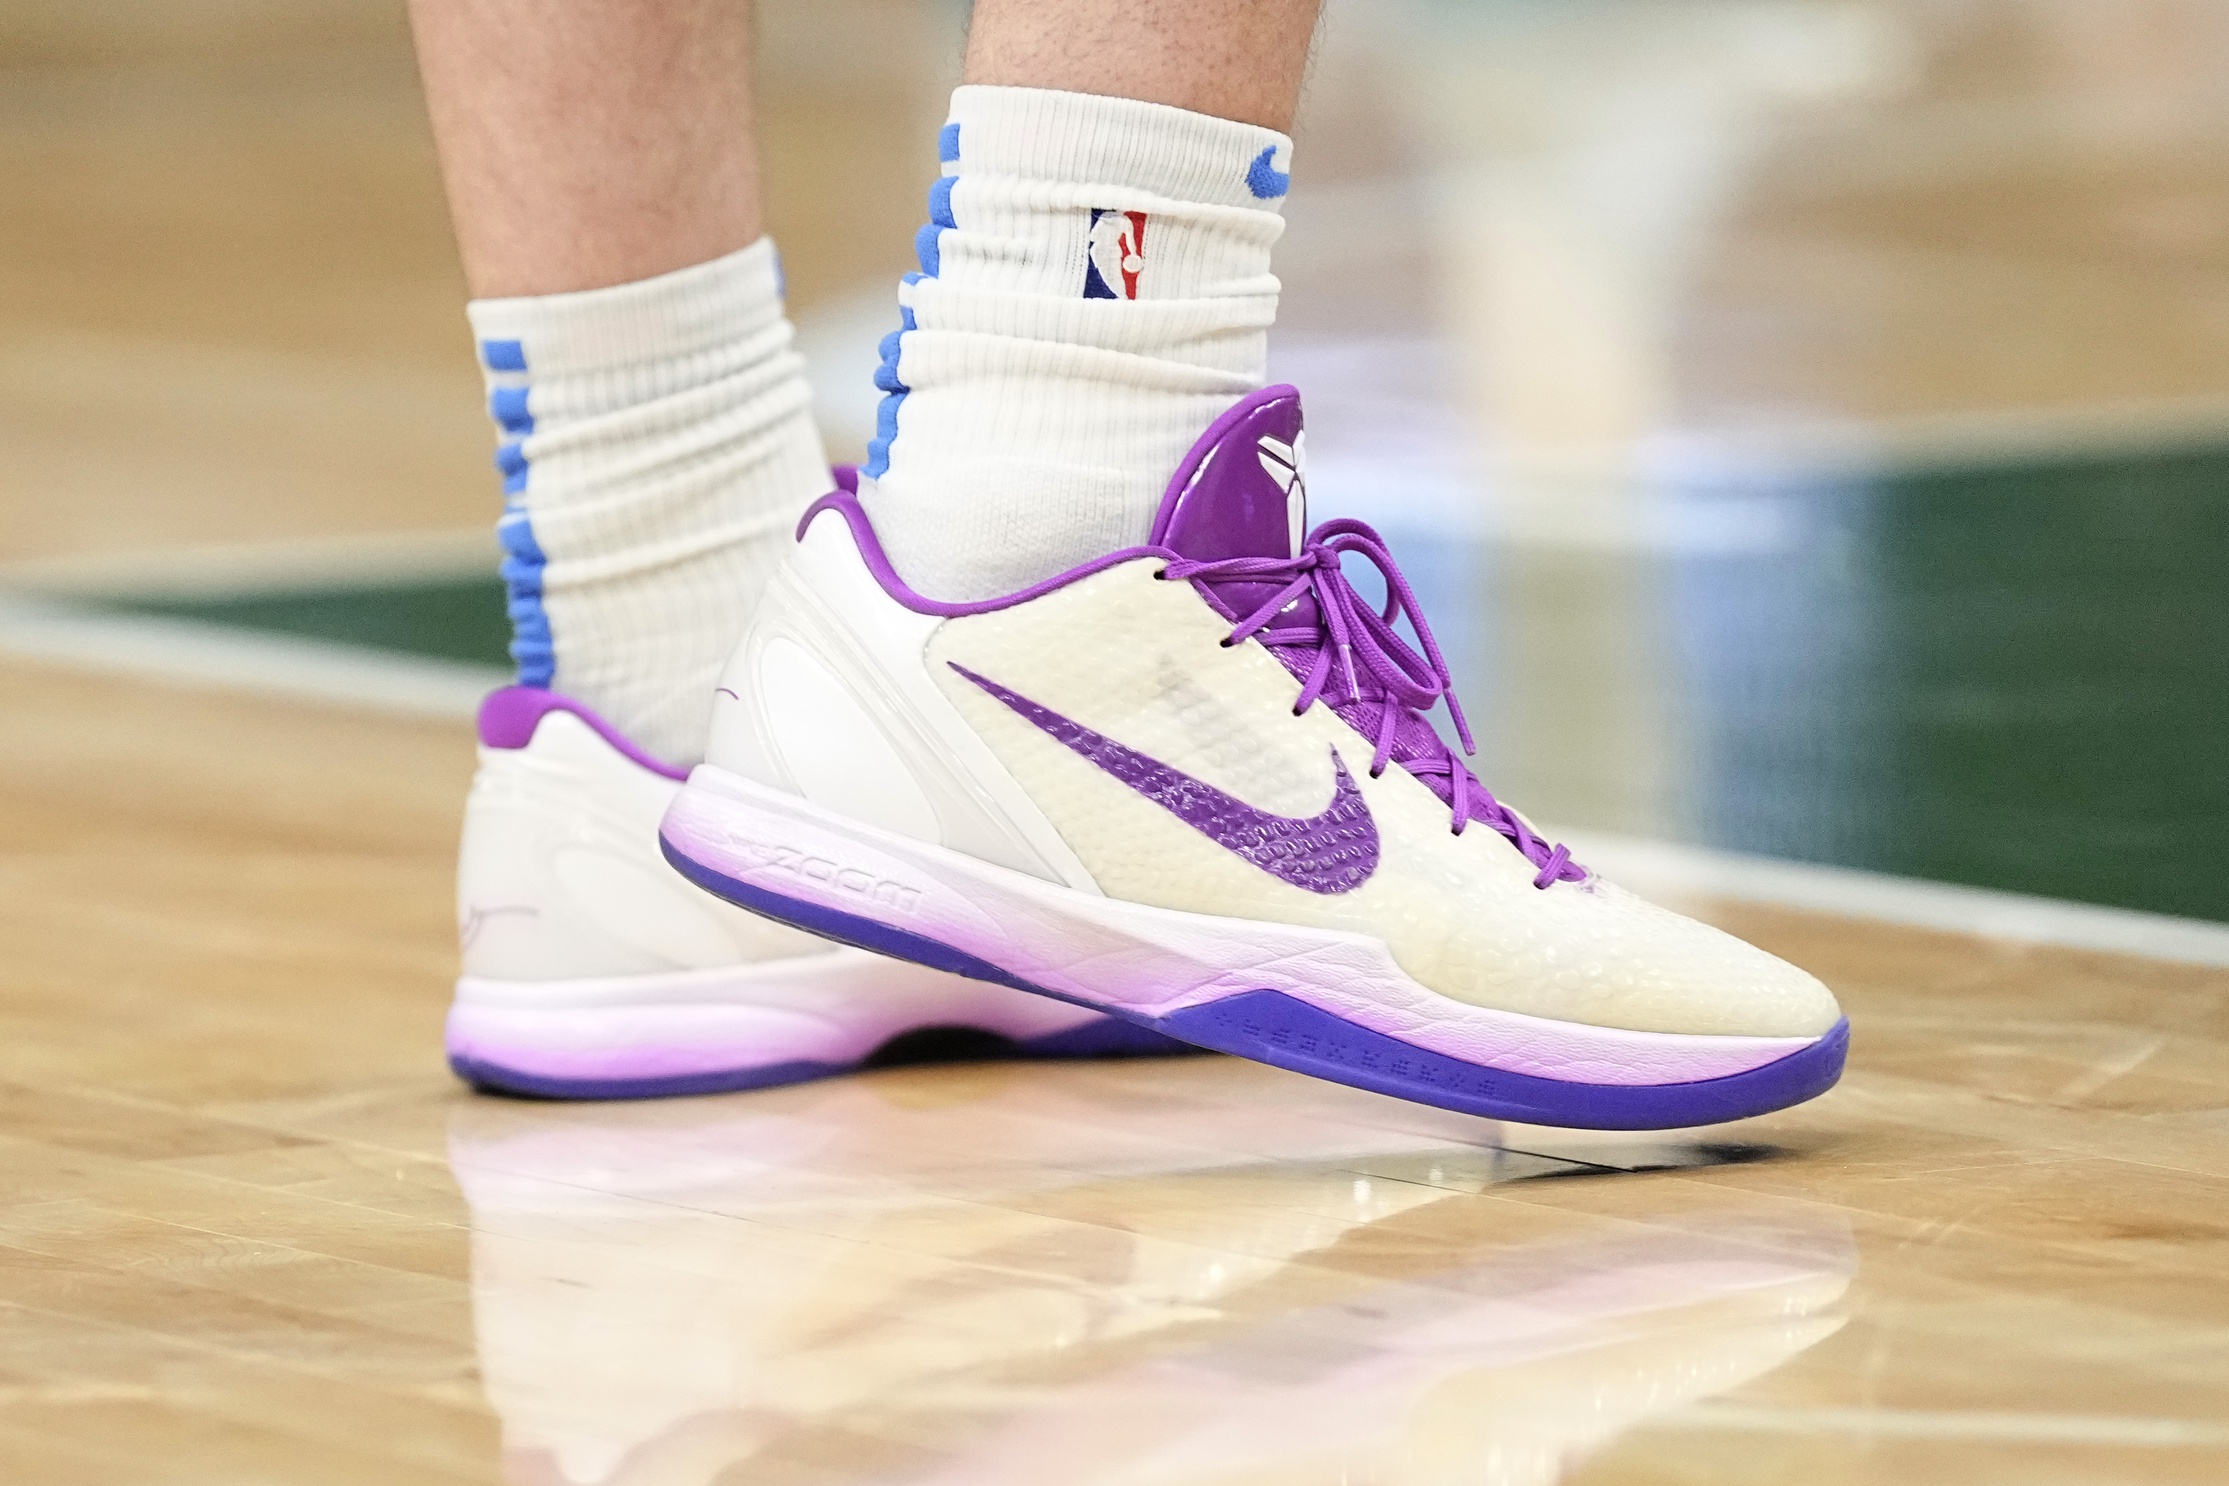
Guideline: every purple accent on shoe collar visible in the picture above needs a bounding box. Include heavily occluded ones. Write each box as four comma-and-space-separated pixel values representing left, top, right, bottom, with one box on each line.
832, 464, 859, 494
949, 661, 1379, 894
1151, 384, 1306, 561
796, 488, 1168, 616
660, 833, 1849, 1129
476, 686, 690, 781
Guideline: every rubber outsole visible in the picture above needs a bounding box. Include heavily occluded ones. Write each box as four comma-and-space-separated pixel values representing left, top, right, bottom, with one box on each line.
661, 835, 1848, 1130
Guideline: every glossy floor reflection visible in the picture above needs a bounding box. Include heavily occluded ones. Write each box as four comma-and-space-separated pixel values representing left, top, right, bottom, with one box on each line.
452, 1078, 1851, 1485
7, 662, 2229, 1482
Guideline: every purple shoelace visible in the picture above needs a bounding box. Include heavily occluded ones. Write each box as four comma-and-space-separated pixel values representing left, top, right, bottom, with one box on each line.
1162, 517, 1586, 891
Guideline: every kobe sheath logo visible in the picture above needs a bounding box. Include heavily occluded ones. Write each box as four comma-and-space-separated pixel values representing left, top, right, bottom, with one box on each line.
948, 663, 1378, 894
1257, 429, 1307, 557
1084, 209, 1147, 299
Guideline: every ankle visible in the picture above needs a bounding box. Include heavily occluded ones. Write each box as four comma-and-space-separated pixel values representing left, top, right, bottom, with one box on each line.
466, 240, 828, 764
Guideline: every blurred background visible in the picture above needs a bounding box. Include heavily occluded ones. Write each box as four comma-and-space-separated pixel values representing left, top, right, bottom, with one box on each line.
5, 0, 2227, 920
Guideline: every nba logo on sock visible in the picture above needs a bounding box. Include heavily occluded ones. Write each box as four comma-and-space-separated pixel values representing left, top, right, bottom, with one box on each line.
1084, 209, 1147, 299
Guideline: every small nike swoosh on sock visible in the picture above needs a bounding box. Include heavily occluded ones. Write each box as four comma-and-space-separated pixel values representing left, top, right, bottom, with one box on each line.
1246, 146, 1290, 200
949, 662, 1377, 894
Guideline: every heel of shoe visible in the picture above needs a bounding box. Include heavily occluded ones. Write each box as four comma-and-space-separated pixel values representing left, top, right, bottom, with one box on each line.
448, 954, 1186, 1101
447, 987, 867, 1100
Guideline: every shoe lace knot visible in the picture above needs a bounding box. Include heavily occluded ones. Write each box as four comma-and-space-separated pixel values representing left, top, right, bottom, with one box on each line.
1162, 518, 1586, 890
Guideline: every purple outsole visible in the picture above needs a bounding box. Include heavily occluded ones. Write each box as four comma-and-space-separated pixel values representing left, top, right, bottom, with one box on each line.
660, 836, 1850, 1129
449, 999, 1190, 1102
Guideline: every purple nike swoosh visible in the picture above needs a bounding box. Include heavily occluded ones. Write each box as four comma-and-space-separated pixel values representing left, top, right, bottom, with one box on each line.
948, 663, 1378, 895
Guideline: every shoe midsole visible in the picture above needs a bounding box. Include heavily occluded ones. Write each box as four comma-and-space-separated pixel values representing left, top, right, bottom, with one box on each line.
660, 766, 1821, 1087
447, 950, 1106, 1077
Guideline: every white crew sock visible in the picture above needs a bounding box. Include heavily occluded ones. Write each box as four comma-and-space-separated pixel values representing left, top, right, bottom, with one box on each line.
860, 86, 1292, 600
467, 239, 828, 766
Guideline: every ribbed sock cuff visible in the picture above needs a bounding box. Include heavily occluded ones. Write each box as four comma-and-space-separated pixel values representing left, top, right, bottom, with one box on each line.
944, 86, 1292, 214
465, 238, 788, 377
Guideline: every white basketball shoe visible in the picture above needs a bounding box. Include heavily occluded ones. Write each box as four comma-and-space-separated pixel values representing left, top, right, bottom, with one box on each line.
658, 386, 1848, 1127
449, 687, 1185, 1098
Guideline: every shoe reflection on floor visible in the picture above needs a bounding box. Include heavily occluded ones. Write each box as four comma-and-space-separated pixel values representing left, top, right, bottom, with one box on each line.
451, 1065, 1853, 1485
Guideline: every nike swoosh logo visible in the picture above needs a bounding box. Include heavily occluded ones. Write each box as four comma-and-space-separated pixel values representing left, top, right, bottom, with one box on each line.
949, 663, 1377, 894
1245, 145, 1290, 200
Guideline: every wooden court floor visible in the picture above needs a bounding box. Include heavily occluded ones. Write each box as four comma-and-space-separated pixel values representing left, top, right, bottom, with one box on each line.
4, 654, 2228, 1484
8, 2, 2229, 1480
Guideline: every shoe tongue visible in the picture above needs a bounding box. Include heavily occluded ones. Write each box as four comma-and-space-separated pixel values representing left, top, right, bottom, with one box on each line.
1152, 385, 1307, 561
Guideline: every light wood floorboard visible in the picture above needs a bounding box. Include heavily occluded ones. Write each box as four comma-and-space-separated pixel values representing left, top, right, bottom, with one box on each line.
3, 657, 2226, 1481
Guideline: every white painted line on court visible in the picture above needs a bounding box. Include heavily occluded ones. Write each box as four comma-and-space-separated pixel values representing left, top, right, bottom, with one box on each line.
0, 595, 503, 719
1561, 827, 2229, 969
1668, 1401, 2229, 1447
0, 528, 498, 599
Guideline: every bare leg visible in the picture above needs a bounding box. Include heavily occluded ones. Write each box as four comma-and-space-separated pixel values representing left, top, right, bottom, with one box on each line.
404, 0, 761, 297
965, 0, 1321, 132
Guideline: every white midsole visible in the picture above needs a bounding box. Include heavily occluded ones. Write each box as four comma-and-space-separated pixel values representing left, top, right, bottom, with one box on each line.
447, 952, 1108, 1075
453, 954, 1100, 1023
661, 766, 1819, 1086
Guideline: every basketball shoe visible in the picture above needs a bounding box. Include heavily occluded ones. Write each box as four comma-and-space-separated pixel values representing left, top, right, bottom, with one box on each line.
659, 387, 1849, 1128
448, 686, 1184, 1098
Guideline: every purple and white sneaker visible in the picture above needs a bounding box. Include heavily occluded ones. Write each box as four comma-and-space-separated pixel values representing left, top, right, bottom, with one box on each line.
449, 687, 1184, 1099
659, 387, 1848, 1128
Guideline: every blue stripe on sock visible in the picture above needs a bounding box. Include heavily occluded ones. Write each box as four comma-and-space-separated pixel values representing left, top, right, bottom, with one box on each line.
484, 345, 551, 684
489, 386, 534, 436
870, 124, 958, 481
496, 505, 553, 685
872, 329, 908, 392
864, 386, 906, 479
495, 439, 529, 496
913, 220, 943, 278
864, 257, 926, 479
495, 441, 528, 477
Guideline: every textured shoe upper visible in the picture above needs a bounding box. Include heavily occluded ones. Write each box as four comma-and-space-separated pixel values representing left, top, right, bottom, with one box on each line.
760, 387, 1841, 1039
